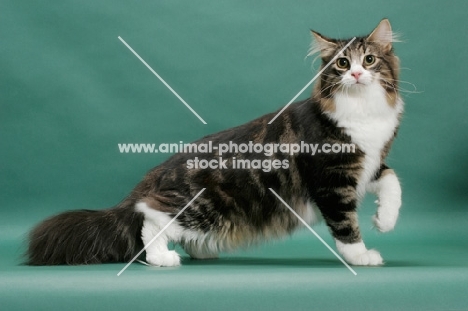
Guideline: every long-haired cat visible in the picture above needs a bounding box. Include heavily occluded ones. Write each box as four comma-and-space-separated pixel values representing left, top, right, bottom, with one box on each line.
27, 19, 403, 267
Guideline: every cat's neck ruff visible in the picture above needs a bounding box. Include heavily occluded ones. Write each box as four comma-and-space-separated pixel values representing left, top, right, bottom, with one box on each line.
326, 80, 403, 197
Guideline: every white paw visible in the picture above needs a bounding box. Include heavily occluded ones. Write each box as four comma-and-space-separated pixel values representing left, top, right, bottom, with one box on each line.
371, 171, 401, 232
336, 240, 384, 266
146, 250, 181, 267
346, 249, 383, 266
373, 209, 398, 232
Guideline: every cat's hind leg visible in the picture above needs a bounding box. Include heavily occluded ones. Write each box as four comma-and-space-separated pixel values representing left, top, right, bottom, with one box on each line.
183, 242, 219, 260
136, 201, 182, 267
367, 168, 402, 232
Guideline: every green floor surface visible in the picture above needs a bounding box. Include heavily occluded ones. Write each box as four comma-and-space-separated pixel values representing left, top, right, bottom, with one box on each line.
2, 210, 467, 310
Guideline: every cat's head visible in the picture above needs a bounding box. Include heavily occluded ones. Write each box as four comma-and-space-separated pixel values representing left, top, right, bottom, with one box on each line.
310, 19, 400, 100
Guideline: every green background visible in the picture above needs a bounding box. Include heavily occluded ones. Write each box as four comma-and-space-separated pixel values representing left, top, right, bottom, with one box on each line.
1, 0, 467, 310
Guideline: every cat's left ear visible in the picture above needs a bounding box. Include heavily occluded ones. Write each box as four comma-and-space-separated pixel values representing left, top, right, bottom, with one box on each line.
309, 31, 337, 58
367, 19, 394, 52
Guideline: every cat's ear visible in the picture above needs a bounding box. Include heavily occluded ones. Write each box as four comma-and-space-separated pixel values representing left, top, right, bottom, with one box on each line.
309, 31, 338, 58
367, 19, 395, 52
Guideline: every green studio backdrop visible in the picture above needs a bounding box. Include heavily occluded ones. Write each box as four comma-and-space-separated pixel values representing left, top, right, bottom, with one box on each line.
1, 0, 467, 310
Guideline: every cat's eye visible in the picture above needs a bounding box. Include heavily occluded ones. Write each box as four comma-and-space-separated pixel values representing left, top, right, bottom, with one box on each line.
336, 58, 349, 69
364, 55, 376, 66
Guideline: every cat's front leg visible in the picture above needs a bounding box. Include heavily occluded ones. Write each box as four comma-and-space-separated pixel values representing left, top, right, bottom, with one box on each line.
316, 192, 383, 266
367, 167, 402, 233
326, 211, 383, 266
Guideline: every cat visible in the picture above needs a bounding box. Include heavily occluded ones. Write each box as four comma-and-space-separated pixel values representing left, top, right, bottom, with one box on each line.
27, 19, 403, 267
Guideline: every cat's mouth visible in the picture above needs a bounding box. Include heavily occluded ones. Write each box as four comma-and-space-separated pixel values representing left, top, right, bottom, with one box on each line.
355, 81, 371, 87
342, 80, 369, 87
349, 75, 375, 86
337, 81, 372, 94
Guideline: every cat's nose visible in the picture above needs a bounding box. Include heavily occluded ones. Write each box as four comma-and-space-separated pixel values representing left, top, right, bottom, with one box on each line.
351, 71, 362, 80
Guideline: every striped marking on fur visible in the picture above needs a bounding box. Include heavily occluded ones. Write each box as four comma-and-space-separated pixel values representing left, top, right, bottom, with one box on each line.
269, 188, 357, 276
117, 188, 206, 276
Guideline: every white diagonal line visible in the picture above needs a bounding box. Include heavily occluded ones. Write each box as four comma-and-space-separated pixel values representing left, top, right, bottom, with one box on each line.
268, 37, 356, 124
269, 188, 357, 276
117, 188, 206, 276
118, 36, 207, 125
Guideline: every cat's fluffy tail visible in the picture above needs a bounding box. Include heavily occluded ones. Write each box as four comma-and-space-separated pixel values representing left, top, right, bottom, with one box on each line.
26, 202, 144, 265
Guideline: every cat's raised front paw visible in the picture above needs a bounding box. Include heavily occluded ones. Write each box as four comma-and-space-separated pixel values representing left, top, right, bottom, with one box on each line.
373, 210, 398, 233
146, 250, 181, 267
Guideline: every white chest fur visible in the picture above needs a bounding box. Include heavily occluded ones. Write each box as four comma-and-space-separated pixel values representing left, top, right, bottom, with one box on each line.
327, 81, 403, 197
